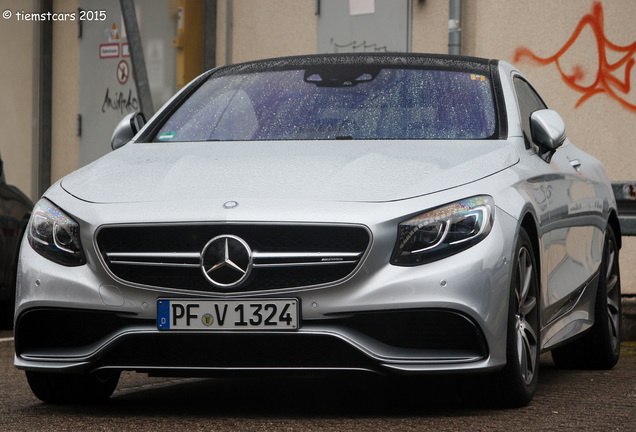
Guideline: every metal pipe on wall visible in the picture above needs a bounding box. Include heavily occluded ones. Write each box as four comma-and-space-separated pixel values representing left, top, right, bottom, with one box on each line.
37, 0, 53, 198
120, 0, 154, 117
448, 0, 461, 55
225, 0, 233, 65
204, 0, 218, 71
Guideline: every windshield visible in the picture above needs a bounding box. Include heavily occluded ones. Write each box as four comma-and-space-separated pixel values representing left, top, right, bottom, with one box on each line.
154, 66, 497, 142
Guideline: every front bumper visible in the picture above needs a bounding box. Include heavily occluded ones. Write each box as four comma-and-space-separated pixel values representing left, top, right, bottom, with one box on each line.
15, 307, 490, 376
15, 205, 518, 376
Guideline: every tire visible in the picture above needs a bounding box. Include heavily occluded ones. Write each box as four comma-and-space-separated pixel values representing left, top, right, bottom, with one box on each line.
551, 225, 621, 369
490, 227, 540, 407
26, 371, 120, 404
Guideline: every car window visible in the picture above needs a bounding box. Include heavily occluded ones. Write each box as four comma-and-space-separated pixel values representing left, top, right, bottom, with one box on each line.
513, 76, 547, 147
154, 67, 498, 141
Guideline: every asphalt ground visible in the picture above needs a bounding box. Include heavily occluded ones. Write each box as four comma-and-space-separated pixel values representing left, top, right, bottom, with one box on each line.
1, 330, 635, 431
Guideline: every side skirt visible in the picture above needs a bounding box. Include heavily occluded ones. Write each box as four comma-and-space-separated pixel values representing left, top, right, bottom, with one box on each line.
540, 272, 600, 351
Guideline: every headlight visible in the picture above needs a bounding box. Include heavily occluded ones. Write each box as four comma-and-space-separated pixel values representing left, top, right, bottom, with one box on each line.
27, 199, 86, 266
391, 196, 494, 266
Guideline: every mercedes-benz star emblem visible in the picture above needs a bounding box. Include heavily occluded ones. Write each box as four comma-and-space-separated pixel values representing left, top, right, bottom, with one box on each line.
201, 235, 253, 288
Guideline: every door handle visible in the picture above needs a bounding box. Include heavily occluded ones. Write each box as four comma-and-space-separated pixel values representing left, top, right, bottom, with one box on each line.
569, 159, 582, 172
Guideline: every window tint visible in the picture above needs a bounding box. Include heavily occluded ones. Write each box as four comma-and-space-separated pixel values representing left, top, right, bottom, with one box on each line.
154, 68, 498, 142
513, 77, 547, 147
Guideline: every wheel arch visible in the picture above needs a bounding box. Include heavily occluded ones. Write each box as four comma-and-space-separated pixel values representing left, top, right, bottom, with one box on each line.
519, 212, 541, 284
607, 209, 622, 250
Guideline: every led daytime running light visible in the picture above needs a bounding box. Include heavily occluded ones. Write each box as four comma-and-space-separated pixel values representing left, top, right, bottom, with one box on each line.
28, 199, 86, 266
392, 196, 494, 266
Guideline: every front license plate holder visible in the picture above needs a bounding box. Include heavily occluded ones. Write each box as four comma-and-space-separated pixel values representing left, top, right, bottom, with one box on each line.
157, 299, 299, 330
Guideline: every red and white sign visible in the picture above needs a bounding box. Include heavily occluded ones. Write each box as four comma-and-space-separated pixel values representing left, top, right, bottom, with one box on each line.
116, 60, 130, 85
99, 43, 120, 59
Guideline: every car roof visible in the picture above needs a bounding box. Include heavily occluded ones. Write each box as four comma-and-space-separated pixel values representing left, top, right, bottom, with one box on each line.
211, 53, 500, 76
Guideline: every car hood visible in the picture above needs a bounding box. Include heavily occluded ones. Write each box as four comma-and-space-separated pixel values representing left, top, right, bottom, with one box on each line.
60, 140, 518, 204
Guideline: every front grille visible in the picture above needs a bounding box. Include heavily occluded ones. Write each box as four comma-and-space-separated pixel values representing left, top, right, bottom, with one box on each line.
96, 224, 370, 293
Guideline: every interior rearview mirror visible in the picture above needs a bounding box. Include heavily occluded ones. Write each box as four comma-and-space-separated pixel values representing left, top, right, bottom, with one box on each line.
111, 112, 146, 150
530, 109, 566, 162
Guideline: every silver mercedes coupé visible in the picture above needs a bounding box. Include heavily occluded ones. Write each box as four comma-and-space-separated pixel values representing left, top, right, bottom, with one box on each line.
15, 53, 622, 407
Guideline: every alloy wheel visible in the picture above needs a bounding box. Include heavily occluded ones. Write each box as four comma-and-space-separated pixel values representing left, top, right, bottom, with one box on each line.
515, 245, 538, 386
604, 238, 621, 353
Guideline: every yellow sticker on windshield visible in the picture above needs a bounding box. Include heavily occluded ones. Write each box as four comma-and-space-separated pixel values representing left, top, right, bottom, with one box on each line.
471, 74, 486, 81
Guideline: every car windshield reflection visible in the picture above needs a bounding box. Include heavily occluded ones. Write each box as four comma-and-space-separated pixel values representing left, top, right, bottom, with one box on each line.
154, 67, 497, 142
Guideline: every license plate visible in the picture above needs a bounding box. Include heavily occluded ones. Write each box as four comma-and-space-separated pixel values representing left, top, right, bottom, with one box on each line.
157, 299, 299, 330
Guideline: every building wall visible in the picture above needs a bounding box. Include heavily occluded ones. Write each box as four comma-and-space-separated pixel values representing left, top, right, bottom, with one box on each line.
0, 0, 34, 197
462, 0, 635, 181
0, 0, 79, 195
51, 0, 80, 183
216, 0, 316, 66
411, 0, 449, 54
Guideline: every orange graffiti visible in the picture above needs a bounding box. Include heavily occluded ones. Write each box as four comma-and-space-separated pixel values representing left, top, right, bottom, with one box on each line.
514, 1, 636, 112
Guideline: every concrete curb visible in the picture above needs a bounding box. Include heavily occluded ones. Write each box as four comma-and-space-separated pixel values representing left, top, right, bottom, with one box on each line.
623, 296, 636, 341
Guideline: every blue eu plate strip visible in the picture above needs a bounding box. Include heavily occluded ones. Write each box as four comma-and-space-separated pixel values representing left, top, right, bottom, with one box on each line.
157, 300, 170, 330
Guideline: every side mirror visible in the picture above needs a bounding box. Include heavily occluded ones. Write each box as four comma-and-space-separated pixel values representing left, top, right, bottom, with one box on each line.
530, 109, 566, 162
111, 112, 146, 150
